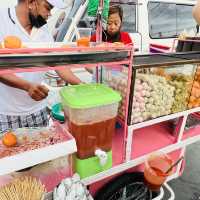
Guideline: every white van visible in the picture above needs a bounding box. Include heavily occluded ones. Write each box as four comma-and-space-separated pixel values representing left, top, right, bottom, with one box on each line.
48, 0, 197, 53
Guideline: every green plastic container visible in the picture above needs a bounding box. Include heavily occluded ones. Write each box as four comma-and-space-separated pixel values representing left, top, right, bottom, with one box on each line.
60, 83, 121, 124
51, 103, 65, 122
74, 151, 112, 179
60, 84, 121, 159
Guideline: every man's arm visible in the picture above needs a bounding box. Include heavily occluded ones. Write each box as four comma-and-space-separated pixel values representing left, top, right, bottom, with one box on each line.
193, 0, 200, 25
56, 68, 82, 85
0, 74, 49, 101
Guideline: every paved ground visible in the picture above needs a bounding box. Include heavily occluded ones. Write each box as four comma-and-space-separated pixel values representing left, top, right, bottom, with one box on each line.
166, 141, 200, 200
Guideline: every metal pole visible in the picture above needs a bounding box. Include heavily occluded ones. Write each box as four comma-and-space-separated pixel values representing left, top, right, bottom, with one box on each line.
95, 0, 104, 82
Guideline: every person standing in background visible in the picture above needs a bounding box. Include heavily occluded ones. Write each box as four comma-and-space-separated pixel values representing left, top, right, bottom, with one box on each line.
91, 5, 133, 44
86, 5, 133, 75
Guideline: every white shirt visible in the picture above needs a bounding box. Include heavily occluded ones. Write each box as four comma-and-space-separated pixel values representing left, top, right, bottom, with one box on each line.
0, 7, 54, 115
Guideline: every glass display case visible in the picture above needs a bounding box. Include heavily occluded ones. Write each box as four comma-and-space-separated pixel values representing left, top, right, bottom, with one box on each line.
105, 52, 200, 125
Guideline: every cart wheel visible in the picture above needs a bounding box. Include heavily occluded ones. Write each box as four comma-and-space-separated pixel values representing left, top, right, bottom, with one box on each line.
94, 172, 154, 200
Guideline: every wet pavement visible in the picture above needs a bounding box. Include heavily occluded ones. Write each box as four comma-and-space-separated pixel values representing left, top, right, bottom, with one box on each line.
167, 141, 200, 200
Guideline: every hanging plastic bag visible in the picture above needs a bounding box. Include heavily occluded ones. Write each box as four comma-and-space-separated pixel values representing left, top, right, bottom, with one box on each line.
53, 173, 93, 200
87, 0, 110, 29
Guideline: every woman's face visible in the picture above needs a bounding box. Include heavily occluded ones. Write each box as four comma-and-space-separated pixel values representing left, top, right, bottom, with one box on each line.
107, 13, 122, 36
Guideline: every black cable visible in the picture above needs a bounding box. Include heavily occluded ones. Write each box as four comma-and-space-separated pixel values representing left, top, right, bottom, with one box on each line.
196, 24, 199, 34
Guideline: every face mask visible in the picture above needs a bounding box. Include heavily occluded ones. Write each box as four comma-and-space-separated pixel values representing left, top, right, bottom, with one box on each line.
29, 12, 47, 28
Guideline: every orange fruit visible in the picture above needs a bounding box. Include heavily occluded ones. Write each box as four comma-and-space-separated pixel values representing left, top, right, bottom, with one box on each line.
2, 132, 17, 147
4, 36, 22, 49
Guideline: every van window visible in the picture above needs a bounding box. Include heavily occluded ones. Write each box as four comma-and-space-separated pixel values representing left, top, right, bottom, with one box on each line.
148, 2, 196, 39
121, 4, 136, 33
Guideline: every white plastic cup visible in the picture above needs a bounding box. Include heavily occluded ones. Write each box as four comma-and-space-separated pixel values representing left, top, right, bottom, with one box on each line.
77, 28, 92, 38
76, 28, 92, 47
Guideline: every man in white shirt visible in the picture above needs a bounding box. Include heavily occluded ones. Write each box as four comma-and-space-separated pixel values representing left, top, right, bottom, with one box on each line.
0, 0, 81, 132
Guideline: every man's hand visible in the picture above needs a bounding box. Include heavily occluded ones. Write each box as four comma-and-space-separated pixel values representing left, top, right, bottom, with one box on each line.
0, 74, 49, 101
27, 84, 49, 101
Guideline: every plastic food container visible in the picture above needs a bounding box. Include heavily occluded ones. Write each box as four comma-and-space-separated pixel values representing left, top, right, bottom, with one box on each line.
76, 28, 92, 47
130, 65, 196, 124
153, 66, 195, 113
144, 153, 173, 191
74, 151, 112, 178
60, 83, 121, 159
51, 103, 65, 123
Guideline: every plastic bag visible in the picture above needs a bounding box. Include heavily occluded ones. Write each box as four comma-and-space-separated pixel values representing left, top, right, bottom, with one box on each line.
53, 174, 93, 200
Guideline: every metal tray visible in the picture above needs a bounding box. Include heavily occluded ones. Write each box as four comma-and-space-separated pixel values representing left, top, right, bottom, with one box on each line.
0, 50, 129, 69
133, 52, 200, 69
